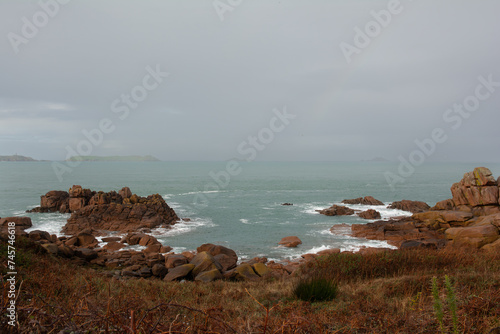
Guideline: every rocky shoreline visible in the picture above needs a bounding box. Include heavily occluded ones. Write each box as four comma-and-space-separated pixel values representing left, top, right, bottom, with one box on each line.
2, 167, 499, 283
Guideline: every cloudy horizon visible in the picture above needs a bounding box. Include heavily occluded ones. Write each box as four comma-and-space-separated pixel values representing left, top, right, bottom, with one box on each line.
1, 0, 499, 163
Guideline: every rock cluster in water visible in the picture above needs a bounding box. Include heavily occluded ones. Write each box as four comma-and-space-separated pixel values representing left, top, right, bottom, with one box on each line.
348, 167, 500, 251
28, 185, 179, 235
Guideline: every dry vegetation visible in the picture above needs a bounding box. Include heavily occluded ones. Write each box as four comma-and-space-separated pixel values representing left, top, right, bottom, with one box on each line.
1, 237, 499, 333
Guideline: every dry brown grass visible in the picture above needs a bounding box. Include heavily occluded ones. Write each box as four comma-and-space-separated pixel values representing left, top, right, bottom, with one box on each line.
1, 237, 499, 333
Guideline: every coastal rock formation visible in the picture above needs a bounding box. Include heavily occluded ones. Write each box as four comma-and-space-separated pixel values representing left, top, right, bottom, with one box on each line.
317, 205, 355, 216
53, 186, 179, 235
28, 190, 71, 213
349, 167, 500, 250
387, 200, 430, 213
342, 196, 384, 205
278, 236, 302, 248
0, 216, 32, 237
358, 209, 381, 220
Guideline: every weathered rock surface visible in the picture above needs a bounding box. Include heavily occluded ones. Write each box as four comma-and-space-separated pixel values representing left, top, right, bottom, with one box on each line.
388, 200, 430, 213
197, 243, 238, 270
195, 269, 223, 282
317, 205, 355, 216
358, 209, 381, 220
348, 167, 500, 250
164, 264, 195, 281
27, 185, 179, 236
342, 196, 384, 205
62, 186, 179, 235
190, 252, 222, 277
450, 167, 499, 207
0, 216, 32, 236
278, 236, 302, 248
28, 190, 71, 213
446, 225, 499, 248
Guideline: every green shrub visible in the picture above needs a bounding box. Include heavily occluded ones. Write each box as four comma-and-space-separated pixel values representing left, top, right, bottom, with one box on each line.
293, 277, 338, 302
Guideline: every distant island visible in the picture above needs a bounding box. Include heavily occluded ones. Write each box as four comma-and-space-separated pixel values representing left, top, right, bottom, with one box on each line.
66, 155, 160, 162
0, 155, 37, 162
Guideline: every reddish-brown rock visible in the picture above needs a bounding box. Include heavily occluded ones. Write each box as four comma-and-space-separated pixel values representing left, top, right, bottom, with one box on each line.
388, 200, 430, 213
317, 205, 355, 216
445, 225, 499, 248
431, 199, 455, 211
62, 192, 179, 235
358, 209, 381, 220
278, 236, 302, 248
0, 216, 32, 236
103, 241, 125, 251
165, 254, 188, 269
196, 244, 238, 270
342, 196, 384, 205
28, 190, 70, 213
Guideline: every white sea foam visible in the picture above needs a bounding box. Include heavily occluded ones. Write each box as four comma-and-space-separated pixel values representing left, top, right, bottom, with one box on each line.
25, 213, 70, 236
300, 203, 327, 214
152, 218, 216, 238
239, 218, 250, 224
176, 190, 225, 196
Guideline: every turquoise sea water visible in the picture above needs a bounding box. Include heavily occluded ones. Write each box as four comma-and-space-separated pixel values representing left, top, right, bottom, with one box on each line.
1, 161, 499, 261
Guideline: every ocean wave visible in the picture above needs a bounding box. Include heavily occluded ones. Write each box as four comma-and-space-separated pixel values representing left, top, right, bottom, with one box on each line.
176, 190, 226, 196
25, 213, 70, 236
152, 218, 216, 238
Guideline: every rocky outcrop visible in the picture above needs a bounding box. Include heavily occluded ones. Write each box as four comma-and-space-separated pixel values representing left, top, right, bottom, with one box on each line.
317, 205, 355, 216
28, 190, 71, 213
278, 236, 302, 248
28, 185, 179, 235
450, 167, 499, 207
342, 196, 384, 205
0, 216, 32, 237
61, 186, 179, 235
349, 167, 500, 250
358, 209, 381, 220
387, 200, 430, 213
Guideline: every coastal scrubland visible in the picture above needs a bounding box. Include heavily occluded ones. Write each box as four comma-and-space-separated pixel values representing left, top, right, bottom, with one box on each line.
1, 237, 499, 333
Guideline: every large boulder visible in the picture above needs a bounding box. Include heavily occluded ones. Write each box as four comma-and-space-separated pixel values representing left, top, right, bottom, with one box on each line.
28, 190, 70, 213
195, 269, 223, 282
197, 244, 238, 270
252, 263, 271, 277
226, 264, 260, 281
358, 209, 381, 220
342, 196, 384, 205
164, 264, 195, 281
413, 211, 474, 228
450, 167, 499, 207
445, 225, 499, 248
317, 205, 355, 216
0, 217, 32, 236
278, 236, 302, 248
190, 252, 222, 277
165, 254, 188, 269
388, 200, 430, 213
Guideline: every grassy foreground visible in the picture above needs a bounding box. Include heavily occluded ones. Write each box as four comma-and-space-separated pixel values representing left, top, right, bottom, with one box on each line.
1, 238, 499, 333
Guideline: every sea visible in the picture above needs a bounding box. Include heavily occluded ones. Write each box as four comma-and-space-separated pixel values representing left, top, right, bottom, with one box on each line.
1, 161, 499, 262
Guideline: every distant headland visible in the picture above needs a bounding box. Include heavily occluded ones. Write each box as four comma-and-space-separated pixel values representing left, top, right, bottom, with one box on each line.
0, 154, 37, 162
66, 155, 160, 162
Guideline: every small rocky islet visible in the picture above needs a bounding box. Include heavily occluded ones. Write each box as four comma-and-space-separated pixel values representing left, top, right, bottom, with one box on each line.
1, 167, 499, 282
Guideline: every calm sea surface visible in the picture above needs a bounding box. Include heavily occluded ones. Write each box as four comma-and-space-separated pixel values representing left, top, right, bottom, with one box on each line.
1, 161, 499, 261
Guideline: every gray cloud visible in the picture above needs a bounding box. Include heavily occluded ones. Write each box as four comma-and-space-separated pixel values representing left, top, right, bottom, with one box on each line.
0, 0, 499, 162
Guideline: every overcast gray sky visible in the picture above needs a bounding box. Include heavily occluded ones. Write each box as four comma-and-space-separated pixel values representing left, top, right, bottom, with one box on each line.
1, 0, 499, 162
